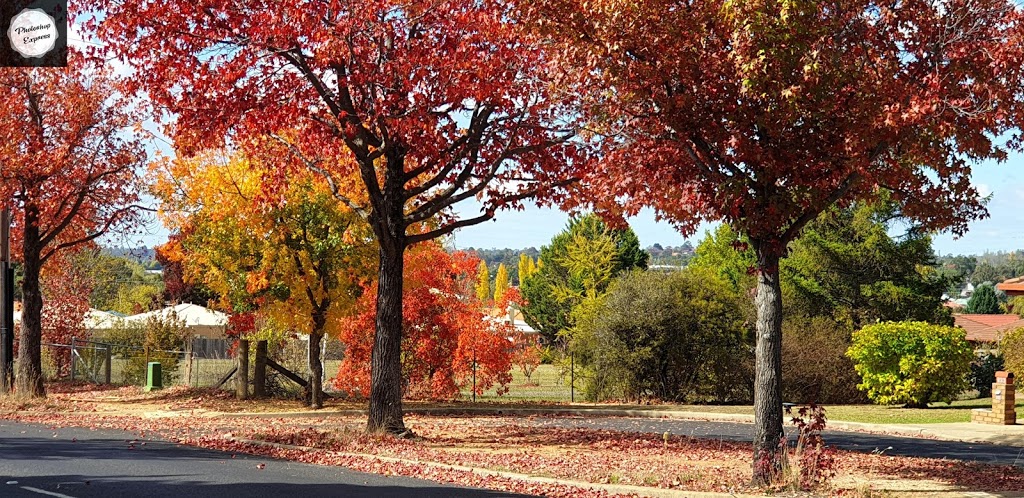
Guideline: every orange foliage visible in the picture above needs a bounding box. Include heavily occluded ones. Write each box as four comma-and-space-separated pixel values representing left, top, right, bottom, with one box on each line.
334, 243, 512, 400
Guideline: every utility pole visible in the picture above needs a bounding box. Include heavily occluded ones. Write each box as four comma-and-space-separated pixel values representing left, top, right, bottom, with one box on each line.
0, 208, 12, 393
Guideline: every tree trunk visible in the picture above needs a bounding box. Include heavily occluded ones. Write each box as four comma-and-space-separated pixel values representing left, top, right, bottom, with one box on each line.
253, 340, 267, 398
752, 248, 784, 485
16, 216, 44, 398
307, 330, 324, 409
367, 237, 406, 434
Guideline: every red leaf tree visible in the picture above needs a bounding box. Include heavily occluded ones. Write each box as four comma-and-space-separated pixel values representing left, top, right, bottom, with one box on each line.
523, 0, 1024, 481
88, 0, 578, 432
333, 243, 512, 401
0, 57, 146, 396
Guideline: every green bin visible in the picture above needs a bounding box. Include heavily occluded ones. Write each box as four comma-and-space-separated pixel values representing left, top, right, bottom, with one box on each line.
145, 362, 162, 391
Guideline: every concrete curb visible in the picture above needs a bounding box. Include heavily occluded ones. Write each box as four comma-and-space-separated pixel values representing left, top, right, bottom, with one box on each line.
227, 436, 765, 498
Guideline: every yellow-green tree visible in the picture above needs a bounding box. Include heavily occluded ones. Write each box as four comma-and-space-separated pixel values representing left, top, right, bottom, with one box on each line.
476, 260, 491, 303
494, 263, 510, 304
152, 151, 375, 408
518, 254, 537, 287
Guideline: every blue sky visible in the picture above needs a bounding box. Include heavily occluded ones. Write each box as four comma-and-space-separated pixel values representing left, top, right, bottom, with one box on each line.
449, 154, 1024, 255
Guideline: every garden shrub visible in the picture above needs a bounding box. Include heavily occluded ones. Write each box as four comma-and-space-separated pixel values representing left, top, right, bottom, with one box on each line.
572, 269, 752, 403
999, 327, 1024, 381
969, 347, 1003, 397
846, 321, 973, 407
782, 316, 867, 404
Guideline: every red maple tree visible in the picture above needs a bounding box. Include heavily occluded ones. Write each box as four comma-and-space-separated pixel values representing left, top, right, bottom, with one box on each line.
0, 56, 146, 396
522, 0, 1024, 481
334, 243, 512, 401
87, 0, 578, 432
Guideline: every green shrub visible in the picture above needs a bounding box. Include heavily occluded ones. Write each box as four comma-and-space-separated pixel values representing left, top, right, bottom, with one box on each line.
999, 327, 1024, 379
846, 321, 973, 407
969, 348, 1003, 397
571, 269, 752, 403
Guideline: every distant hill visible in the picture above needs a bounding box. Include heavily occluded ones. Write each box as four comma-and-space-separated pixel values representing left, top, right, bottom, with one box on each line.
101, 246, 160, 269
462, 243, 695, 285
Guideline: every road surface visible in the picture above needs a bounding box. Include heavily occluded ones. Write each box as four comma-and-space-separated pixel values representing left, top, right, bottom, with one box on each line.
0, 420, 526, 498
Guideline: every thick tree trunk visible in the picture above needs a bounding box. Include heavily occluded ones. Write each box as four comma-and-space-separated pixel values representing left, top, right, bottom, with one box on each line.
752, 248, 784, 485
16, 217, 44, 398
307, 329, 324, 409
367, 238, 406, 434
253, 340, 267, 398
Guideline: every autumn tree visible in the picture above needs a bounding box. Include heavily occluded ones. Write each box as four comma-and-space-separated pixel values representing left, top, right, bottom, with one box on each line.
89, 0, 579, 434
152, 151, 375, 408
523, 0, 1024, 481
155, 233, 215, 306
0, 57, 146, 396
39, 251, 93, 378
334, 243, 512, 401
493, 263, 510, 304
518, 254, 538, 287
476, 261, 492, 304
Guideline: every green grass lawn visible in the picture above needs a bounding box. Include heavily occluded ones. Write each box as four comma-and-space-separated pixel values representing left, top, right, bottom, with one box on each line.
465, 363, 573, 402
459, 364, 1011, 424
59, 355, 1011, 425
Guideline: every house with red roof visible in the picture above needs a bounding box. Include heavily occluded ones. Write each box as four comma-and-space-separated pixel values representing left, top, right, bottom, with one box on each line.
954, 314, 1024, 343
997, 276, 1024, 297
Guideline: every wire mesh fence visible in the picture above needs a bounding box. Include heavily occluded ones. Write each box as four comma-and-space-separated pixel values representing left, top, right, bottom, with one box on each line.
37, 333, 576, 401
41, 337, 240, 388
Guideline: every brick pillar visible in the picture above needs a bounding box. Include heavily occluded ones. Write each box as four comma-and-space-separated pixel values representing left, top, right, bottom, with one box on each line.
973, 370, 1016, 425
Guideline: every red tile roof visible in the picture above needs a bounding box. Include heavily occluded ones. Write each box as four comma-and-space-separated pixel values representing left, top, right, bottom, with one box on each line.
955, 314, 1024, 343
997, 277, 1024, 295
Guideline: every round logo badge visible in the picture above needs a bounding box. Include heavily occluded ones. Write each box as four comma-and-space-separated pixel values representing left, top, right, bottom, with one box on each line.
7, 9, 58, 59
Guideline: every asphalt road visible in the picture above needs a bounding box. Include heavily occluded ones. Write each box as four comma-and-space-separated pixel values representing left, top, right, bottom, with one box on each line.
527, 416, 1024, 466
0, 420, 527, 498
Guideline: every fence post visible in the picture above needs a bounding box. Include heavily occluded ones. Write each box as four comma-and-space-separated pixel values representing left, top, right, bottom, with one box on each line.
70, 337, 76, 381
254, 340, 267, 398
570, 352, 575, 403
103, 345, 111, 385
184, 337, 194, 388
236, 339, 249, 400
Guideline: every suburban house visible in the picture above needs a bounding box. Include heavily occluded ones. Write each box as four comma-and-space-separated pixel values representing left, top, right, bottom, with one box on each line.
997, 276, 1024, 297
122, 303, 228, 339
12, 302, 229, 340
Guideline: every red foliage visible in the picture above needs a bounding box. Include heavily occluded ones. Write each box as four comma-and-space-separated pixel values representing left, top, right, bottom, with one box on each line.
0, 54, 145, 394
333, 243, 512, 400
522, 0, 1024, 475
85, 0, 581, 427
226, 313, 257, 339
40, 252, 93, 377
